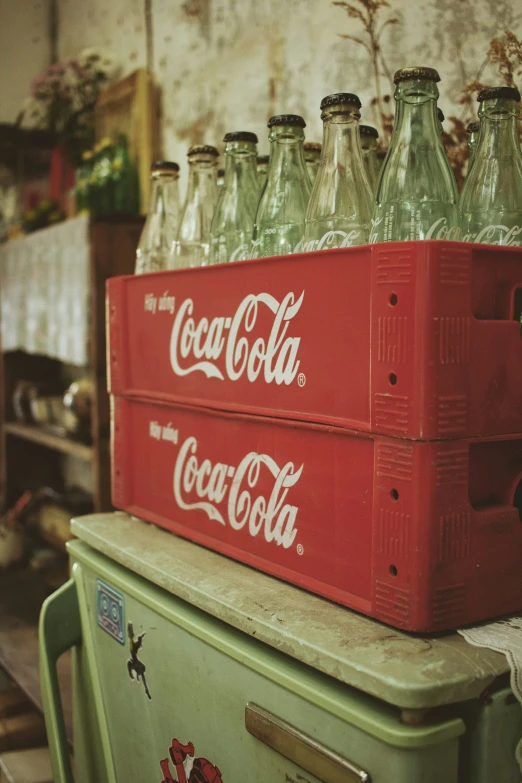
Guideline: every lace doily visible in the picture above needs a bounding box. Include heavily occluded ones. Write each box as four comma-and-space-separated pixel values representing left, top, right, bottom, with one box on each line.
0, 215, 90, 366
459, 616, 522, 772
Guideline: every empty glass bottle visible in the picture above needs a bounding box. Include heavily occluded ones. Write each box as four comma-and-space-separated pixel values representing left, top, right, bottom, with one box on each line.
303, 142, 322, 184
437, 107, 445, 136
466, 121, 480, 166
460, 87, 522, 245
256, 155, 269, 189
371, 67, 459, 243
210, 131, 259, 264
172, 145, 219, 269
135, 161, 180, 275
302, 93, 372, 251
252, 115, 311, 259
360, 124, 380, 192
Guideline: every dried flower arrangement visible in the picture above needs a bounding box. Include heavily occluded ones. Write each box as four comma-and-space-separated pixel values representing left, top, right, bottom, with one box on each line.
333, 0, 522, 188
17, 49, 119, 166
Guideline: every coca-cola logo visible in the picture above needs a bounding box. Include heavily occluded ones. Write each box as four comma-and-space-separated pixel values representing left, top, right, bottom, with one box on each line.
427, 218, 522, 245
169, 292, 304, 385
173, 436, 303, 549
294, 230, 362, 253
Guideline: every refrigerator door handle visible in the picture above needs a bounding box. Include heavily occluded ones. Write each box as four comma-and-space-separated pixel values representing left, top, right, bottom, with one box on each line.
39, 579, 82, 783
245, 703, 371, 782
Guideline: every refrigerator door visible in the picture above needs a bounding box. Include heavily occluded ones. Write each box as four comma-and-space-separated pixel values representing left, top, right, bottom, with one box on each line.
58, 539, 464, 783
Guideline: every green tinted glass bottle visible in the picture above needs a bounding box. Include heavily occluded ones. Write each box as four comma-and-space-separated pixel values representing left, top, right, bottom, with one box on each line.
303, 142, 321, 184
371, 67, 459, 243
302, 93, 372, 250
172, 144, 219, 269
460, 87, 522, 245
252, 115, 311, 259
135, 161, 180, 275
210, 131, 259, 264
466, 121, 480, 168
360, 125, 380, 192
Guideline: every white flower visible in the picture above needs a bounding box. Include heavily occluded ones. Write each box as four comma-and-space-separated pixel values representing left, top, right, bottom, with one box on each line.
79, 48, 102, 67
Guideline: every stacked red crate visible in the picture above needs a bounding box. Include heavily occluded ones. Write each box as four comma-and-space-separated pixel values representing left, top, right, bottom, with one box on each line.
107, 241, 522, 631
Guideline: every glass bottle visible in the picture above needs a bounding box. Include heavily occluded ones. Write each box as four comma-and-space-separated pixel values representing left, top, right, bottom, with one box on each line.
303, 142, 322, 184
466, 121, 480, 167
112, 134, 140, 214
135, 161, 180, 275
460, 87, 522, 245
371, 67, 459, 243
217, 168, 225, 188
171, 145, 219, 269
359, 125, 380, 192
437, 107, 445, 136
256, 155, 269, 189
302, 93, 372, 251
252, 115, 311, 259
210, 131, 259, 264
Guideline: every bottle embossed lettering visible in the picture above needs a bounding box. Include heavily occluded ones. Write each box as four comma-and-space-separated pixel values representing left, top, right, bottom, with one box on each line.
460, 88, 522, 245
172, 145, 219, 269
210, 131, 259, 264
252, 115, 311, 259
371, 67, 459, 243
302, 93, 372, 251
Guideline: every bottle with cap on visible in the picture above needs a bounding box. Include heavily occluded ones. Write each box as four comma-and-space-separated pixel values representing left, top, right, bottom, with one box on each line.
172, 144, 219, 269
210, 131, 259, 264
252, 115, 311, 259
460, 87, 522, 245
135, 161, 180, 275
303, 142, 322, 184
371, 67, 459, 243
359, 125, 380, 192
466, 121, 480, 168
302, 93, 372, 251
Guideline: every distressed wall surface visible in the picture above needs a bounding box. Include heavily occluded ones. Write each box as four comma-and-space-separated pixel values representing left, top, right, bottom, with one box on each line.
0, 0, 52, 123
56, 0, 521, 190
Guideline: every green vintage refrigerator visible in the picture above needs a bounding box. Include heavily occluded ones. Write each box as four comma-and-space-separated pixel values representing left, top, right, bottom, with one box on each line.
40, 513, 522, 783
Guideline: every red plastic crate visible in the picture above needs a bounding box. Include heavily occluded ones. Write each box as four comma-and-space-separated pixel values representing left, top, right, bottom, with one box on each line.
111, 394, 522, 632
107, 241, 522, 441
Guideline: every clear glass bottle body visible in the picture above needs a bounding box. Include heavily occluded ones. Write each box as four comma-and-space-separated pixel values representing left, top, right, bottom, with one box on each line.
303, 99, 372, 250
252, 122, 311, 259
371, 76, 459, 243
303, 142, 321, 185
460, 95, 522, 245
135, 167, 180, 275
172, 149, 219, 269
360, 128, 380, 193
210, 137, 259, 264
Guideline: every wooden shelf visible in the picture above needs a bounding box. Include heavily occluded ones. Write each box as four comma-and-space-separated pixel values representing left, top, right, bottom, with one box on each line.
4, 422, 93, 461
0, 568, 72, 743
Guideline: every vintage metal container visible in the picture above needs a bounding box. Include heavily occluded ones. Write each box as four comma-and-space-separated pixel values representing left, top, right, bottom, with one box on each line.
107, 241, 522, 440
111, 395, 522, 632
40, 513, 521, 783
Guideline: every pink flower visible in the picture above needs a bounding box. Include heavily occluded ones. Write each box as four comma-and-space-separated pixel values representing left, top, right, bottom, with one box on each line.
47, 63, 65, 75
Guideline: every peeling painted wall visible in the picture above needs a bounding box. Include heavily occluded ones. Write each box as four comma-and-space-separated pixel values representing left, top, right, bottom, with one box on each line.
56, 0, 521, 192
0, 0, 52, 123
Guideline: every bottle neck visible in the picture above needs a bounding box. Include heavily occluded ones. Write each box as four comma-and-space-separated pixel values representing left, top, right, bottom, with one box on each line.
475, 98, 521, 159
149, 173, 179, 215
392, 79, 441, 148
223, 141, 258, 189
321, 110, 364, 167
186, 160, 218, 205
267, 125, 308, 182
